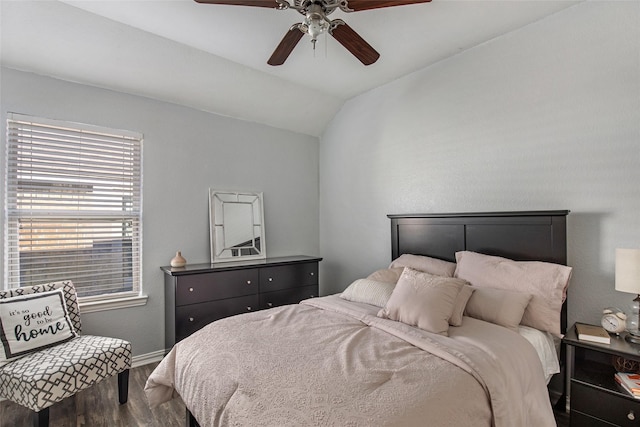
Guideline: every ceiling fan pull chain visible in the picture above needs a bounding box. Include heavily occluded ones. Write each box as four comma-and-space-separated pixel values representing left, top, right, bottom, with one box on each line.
325, 30, 328, 58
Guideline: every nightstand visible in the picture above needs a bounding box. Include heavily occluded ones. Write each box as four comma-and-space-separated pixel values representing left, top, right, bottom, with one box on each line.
564, 323, 640, 426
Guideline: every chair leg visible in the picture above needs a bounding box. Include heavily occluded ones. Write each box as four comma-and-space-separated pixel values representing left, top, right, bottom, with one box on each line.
118, 369, 130, 404
32, 407, 49, 427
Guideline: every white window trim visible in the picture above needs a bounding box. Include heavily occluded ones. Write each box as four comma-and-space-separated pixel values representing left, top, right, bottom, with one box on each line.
79, 294, 148, 314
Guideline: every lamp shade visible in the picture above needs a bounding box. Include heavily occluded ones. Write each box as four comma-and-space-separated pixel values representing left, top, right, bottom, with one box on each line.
615, 248, 640, 294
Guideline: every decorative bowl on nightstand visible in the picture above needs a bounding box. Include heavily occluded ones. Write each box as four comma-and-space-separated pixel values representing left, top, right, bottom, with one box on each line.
612, 355, 640, 373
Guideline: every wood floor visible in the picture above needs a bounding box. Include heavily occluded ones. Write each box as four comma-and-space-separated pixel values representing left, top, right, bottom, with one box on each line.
1, 362, 570, 426
0, 363, 185, 427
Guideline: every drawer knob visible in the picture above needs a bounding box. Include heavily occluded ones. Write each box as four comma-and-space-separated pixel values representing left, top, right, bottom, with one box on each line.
247, 280, 251, 285
267, 302, 273, 307
246, 306, 252, 311
189, 317, 194, 322
268, 277, 273, 282
189, 287, 194, 292
628, 411, 636, 421
310, 295, 315, 298
310, 272, 314, 276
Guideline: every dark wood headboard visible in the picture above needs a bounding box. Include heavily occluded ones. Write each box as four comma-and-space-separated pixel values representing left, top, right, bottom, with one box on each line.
388, 210, 569, 331
388, 210, 570, 406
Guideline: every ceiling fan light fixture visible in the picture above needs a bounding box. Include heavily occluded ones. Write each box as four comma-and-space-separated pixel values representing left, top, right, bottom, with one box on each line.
302, 4, 330, 48
195, 0, 433, 65
306, 16, 329, 43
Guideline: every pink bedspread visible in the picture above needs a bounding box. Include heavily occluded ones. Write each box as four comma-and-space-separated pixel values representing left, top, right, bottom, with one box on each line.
145, 295, 555, 427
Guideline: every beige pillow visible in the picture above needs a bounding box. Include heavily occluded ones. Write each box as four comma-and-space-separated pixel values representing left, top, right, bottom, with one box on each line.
378, 268, 464, 335
454, 251, 572, 336
340, 279, 395, 308
464, 287, 533, 331
450, 284, 474, 327
389, 254, 456, 277
366, 267, 404, 284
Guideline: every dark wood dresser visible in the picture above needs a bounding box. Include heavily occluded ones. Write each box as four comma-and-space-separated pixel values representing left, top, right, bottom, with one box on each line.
161, 255, 322, 348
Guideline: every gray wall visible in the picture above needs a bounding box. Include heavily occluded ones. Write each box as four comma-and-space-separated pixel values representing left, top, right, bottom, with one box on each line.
1, 1, 638, 356
0, 67, 320, 357
319, 1, 640, 329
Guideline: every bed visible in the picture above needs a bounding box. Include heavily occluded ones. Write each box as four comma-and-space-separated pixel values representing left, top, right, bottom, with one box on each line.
145, 210, 571, 427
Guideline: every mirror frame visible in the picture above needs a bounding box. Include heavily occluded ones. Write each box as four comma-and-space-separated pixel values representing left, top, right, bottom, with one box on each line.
209, 189, 266, 263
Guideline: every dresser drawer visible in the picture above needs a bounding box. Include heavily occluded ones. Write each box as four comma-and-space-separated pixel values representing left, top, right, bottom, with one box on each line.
176, 294, 259, 341
570, 410, 617, 427
571, 381, 640, 426
259, 263, 318, 292
176, 269, 258, 306
260, 285, 318, 309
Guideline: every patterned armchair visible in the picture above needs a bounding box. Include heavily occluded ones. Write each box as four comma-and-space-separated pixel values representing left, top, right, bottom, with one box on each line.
0, 281, 131, 427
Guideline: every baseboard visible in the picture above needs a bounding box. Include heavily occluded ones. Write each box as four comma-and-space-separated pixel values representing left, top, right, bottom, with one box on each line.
131, 349, 166, 368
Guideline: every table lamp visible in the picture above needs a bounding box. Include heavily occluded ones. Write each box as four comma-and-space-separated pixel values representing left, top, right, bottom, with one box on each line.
616, 248, 640, 344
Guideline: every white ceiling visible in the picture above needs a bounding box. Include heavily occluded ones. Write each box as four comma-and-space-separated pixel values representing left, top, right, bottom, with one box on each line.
1, 0, 580, 136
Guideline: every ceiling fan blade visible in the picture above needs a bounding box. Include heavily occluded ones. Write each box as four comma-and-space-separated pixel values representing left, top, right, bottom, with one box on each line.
268, 26, 305, 66
330, 23, 380, 66
342, 0, 431, 12
194, 0, 280, 8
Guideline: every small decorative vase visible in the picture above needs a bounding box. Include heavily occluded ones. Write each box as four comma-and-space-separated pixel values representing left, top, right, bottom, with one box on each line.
171, 251, 187, 268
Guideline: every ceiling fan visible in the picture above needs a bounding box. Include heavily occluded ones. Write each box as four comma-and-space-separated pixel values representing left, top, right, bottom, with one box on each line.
194, 0, 432, 66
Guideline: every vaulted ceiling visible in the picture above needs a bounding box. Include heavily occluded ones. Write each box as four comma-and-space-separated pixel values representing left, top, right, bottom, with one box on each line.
1, 0, 580, 136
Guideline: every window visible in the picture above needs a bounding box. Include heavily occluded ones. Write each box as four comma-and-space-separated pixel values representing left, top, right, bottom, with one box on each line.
4, 113, 143, 309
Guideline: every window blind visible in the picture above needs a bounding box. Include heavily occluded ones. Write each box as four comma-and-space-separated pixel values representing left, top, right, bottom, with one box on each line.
5, 113, 143, 300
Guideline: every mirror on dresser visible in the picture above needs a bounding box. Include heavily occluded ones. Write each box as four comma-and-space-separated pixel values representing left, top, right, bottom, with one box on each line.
209, 189, 266, 263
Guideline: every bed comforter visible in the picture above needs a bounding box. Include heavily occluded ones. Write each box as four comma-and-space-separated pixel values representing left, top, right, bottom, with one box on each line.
145, 295, 555, 427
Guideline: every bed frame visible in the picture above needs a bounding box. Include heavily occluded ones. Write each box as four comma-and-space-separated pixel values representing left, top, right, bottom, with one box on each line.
186, 210, 570, 425
388, 210, 569, 406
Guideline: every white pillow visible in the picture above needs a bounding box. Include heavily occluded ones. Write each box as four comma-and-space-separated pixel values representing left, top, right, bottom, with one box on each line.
341, 279, 395, 308
366, 267, 404, 284
0, 289, 77, 366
